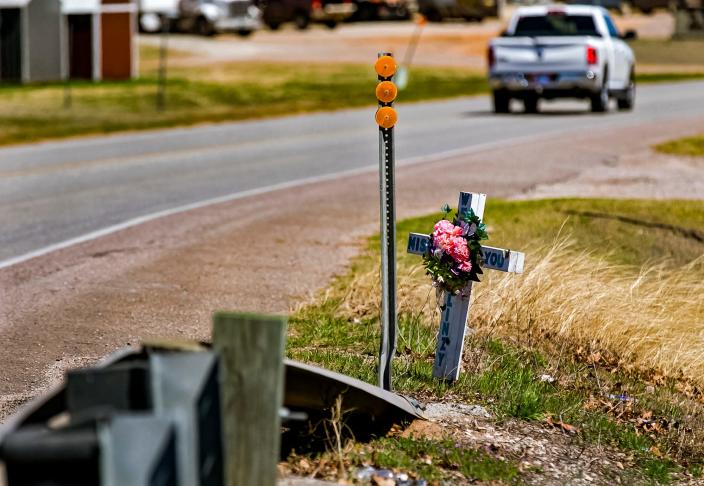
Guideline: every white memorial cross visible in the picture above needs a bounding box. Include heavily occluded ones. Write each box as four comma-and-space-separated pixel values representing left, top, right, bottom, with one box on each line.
407, 192, 525, 382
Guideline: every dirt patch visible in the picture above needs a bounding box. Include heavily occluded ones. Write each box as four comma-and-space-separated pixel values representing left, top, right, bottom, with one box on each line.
422, 404, 639, 485
401, 420, 447, 440
517, 150, 704, 201
430, 395, 704, 484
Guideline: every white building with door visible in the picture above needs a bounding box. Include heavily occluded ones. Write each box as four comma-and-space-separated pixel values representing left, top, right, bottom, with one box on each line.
0, 0, 63, 82
0, 0, 136, 83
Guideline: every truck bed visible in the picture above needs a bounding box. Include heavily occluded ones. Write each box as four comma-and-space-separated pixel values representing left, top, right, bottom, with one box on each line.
491, 36, 595, 73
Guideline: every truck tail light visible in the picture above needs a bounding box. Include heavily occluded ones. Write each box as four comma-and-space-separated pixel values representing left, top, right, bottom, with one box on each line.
586, 46, 598, 65
488, 46, 495, 68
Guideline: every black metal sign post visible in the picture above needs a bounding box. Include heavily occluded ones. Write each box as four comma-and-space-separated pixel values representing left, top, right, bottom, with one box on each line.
375, 53, 399, 391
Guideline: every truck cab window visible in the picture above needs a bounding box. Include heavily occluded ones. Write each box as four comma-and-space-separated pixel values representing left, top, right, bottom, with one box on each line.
513, 15, 601, 37
603, 13, 620, 37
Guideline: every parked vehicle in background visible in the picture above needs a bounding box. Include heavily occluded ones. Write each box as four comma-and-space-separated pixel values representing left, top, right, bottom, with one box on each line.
139, 0, 261, 36
256, 0, 310, 29
417, 0, 498, 22
256, 0, 355, 29
311, 0, 357, 26
350, 0, 414, 20
488, 5, 637, 113
630, 0, 671, 14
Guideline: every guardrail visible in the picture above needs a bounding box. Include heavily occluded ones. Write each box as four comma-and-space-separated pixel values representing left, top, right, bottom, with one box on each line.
0, 312, 423, 486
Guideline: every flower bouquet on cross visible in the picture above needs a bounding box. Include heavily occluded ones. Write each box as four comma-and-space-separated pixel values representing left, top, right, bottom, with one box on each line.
423, 204, 489, 296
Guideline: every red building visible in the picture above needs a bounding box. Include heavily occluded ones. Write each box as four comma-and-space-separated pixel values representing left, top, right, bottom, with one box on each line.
62, 0, 137, 80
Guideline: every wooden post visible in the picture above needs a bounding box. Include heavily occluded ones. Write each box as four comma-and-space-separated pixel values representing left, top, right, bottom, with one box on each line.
213, 312, 287, 486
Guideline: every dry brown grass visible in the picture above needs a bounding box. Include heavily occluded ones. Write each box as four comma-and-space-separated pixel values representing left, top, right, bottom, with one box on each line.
338, 238, 704, 386
472, 240, 704, 381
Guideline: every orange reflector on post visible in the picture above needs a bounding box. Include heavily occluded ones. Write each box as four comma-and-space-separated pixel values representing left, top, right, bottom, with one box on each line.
375, 56, 397, 78
376, 81, 398, 103
376, 107, 398, 129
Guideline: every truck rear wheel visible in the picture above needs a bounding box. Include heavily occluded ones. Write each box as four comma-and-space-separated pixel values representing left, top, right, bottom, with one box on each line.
353, 3, 376, 21
617, 73, 635, 111
523, 94, 538, 114
492, 90, 510, 114
590, 84, 609, 112
293, 11, 310, 29
195, 17, 215, 36
591, 68, 609, 113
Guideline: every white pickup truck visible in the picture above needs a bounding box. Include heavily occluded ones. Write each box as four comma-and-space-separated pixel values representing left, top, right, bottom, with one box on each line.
488, 5, 636, 113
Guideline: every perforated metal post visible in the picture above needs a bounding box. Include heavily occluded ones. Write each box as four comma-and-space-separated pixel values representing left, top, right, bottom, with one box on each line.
375, 53, 398, 391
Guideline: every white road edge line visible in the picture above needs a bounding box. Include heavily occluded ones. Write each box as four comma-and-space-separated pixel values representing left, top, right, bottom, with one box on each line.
0, 131, 565, 271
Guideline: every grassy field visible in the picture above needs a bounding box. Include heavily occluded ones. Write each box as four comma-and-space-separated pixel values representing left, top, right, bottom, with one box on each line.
629, 39, 704, 67
0, 40, 702, 147
285, 198, 704, 483
656, 134, 704, 157
637, 72, 704, 83
0, 51, 484, 147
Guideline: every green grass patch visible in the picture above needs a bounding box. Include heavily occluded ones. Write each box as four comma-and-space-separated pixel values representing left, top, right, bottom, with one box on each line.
637, 72, 704, 83
689, 464, 704, 478
655, 134, 704, 157
641, 458, 679, 484
358, 436, 519, 482
287, 198, 704, 483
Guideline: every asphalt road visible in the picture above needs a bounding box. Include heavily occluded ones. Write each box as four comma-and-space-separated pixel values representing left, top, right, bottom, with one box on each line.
2, 81, 704, 267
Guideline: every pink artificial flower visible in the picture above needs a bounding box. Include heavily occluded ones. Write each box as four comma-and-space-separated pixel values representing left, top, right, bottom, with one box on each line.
432, 219, 472, 270
433, 220, 462, 238
445, 236, 469, 262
